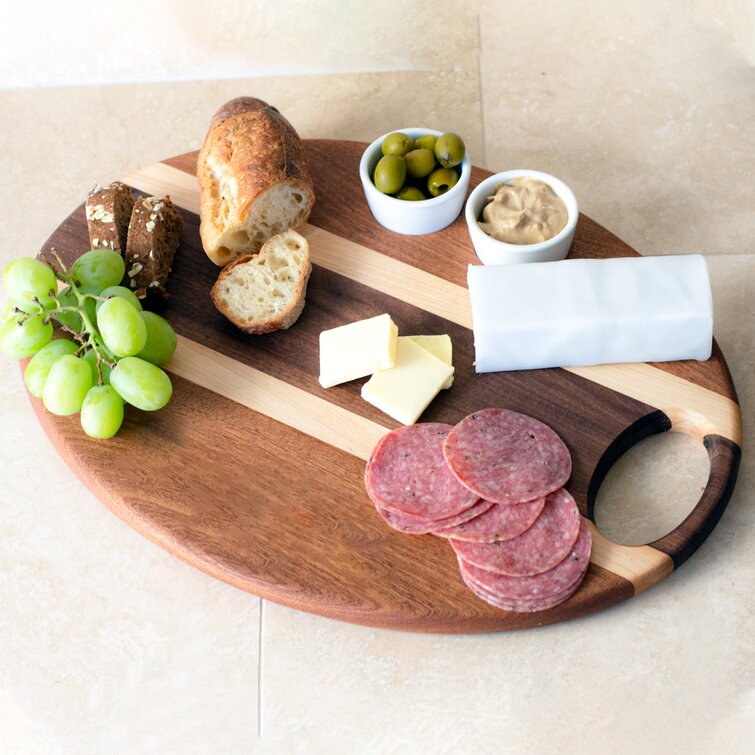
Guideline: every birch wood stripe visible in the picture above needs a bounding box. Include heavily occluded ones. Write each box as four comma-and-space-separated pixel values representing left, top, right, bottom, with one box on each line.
165, 335, 390, 461
123, 162, 201, 215
588, 525, 673, 594
166, 334, 669, 593
124, 161, 741, 445
567, 364, 742, 446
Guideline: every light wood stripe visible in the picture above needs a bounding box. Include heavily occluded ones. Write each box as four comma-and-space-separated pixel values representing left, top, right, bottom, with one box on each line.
125, 160, 741, 446
566, 364, 742, 446
166, 335, 390, 461
588, 524, 673, 594
124, 162, 201, 215
166, 335, 671, 592
301, 225, 473, 327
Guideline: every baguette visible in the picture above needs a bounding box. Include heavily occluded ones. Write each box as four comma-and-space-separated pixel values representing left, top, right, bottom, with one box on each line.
211, 229, 311, 334
197, 97, 315, 267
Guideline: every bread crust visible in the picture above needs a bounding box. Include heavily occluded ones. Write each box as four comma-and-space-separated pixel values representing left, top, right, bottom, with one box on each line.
209, 96, 272, 127
197, 97, 315, 266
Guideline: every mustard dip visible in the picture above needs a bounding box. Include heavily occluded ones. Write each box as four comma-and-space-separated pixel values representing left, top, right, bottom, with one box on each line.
478, 176, 568, 244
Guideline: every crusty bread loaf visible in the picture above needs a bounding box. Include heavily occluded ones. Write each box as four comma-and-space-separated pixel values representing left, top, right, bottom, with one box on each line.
125, 195, 183, 301
211, 229, 311, 334
85, 182, 134, 254
197, 97, 315, 267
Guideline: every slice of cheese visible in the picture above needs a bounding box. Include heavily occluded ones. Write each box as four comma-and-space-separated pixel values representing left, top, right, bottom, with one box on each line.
361, 337, 454, 425
319, 313, 398, 388
404, 334, 454, 389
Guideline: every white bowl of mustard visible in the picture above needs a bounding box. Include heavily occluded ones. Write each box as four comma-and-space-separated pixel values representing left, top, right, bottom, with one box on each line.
465, 169, 578, 265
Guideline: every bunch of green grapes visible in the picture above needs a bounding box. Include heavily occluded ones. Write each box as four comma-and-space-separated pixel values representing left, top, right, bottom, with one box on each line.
0, 249, 177, 439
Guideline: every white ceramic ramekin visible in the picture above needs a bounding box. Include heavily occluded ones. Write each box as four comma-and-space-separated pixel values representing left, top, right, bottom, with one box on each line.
359, 128, 472, 235
465, 169, 578, 264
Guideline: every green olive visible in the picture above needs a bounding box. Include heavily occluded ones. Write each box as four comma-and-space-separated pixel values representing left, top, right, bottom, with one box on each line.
427, 167, 459, 197
374, 155, 407, 194
434, 132, 466, 168
414, 134, 437, 152
381, 132, 414, 157
404, 148, 437, 179
396, 186, 427, 201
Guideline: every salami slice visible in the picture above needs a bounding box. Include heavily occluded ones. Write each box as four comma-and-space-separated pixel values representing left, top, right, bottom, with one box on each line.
459, 565, 583, 613
442, 408, 572, 503
374, 498, 495, 535
449, 488, 581, 576
458, 521, 591, 599
365, 424, 479, 519
434, 497, 546, 542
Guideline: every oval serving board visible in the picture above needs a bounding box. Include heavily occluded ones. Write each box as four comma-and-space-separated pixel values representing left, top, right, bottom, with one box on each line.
31, 141, 742, 633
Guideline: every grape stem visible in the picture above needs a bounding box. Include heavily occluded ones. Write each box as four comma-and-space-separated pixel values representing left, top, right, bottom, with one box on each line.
34, 248, 118, 386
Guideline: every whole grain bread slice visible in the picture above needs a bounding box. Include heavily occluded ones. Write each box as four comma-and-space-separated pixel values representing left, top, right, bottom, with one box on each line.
125, 195, 183, 301
211, 229, 311, 334
85, 182, 134, 254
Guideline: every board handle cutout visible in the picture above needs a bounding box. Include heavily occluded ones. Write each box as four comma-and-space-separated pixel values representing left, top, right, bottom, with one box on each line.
587, 409, 741, 569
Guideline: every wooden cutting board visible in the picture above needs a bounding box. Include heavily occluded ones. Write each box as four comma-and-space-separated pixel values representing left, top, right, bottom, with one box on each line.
32, 141, 742, 633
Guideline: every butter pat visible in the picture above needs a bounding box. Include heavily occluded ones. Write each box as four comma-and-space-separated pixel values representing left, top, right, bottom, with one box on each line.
361, 338, 454, 425
468, 255, 713, 372
319, 314, 398, 388
404, 335, 454, 389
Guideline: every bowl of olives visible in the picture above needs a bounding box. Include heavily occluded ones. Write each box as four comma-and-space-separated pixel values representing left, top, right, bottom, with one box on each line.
359, 128, 471, 235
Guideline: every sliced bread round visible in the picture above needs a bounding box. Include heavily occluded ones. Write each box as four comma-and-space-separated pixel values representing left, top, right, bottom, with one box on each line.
211, 229, 311, 334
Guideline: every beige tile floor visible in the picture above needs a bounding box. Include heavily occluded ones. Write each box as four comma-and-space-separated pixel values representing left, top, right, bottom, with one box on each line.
1, 2, 753, 753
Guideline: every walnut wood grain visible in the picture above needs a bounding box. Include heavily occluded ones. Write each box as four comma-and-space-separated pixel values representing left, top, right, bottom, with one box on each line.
27, 141, 741, 632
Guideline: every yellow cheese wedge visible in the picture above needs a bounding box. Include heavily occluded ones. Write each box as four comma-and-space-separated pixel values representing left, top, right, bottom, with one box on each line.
361, 337, 454, 425
404, 334, 453, 389
319, 313, 398, 388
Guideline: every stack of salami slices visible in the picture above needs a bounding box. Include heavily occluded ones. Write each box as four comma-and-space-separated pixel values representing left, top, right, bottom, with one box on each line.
364, 408, 591, 613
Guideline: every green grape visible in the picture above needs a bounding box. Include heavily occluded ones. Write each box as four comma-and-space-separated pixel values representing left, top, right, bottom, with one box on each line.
42, 354, 92, 415
1, 299, 18, 324
11, 296, 53, 315
136, 311, 177, 365
96, 285, 143, 316
110, 356, 172, 411
56, 285, 97, 332
97, 296, 147, 357
71, 249, 125, 294
3, 257, 57, 310
24, 339, 79, 398
0, 313, 53, 359
82, 348, 112, 386
80, 385, 124, 439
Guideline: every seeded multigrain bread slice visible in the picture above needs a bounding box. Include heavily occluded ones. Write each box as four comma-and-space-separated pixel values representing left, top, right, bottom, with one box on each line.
85, 182, 134, 254
211, 229, 311, 334
125, 195, 183, 301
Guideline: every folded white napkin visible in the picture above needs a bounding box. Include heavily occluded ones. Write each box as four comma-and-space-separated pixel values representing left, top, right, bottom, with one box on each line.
467, 255, 713, 373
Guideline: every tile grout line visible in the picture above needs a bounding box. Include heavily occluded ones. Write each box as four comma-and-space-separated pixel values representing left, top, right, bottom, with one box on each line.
257, 598, 265, 738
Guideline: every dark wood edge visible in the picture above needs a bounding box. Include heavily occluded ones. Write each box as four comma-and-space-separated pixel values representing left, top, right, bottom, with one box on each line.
587, 411, 742, 569
650, 435, 742, 566
586, 410, 672, 519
